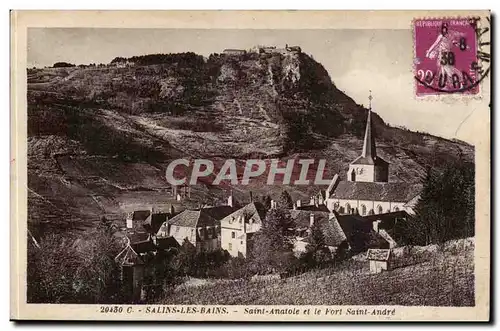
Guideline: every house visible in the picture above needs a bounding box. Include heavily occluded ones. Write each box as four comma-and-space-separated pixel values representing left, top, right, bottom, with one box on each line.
325, 92, 422, 216
125, 210, 151, 230
290, 210, 348, 256
114, 242, 145, 301
220, 202, 267, 257
166, 205, 235, 252
335, 211, 390, 254
367, 248, 392, 273
362, 210, 410, 248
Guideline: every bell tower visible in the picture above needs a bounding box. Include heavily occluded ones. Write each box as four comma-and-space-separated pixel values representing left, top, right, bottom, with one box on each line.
347, 91, 389, 183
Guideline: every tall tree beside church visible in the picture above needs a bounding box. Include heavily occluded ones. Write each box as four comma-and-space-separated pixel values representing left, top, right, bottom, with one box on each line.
249, 207, 295, 273
395, 161, 475, 246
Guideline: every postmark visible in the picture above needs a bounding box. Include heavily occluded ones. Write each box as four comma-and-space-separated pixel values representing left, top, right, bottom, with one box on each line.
414, 16, 491, 96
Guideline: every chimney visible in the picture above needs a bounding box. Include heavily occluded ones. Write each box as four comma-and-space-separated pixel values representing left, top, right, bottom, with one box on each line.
227, 190, 234, 207
126, 212, 133, 229
249, 191, 253, 203
309, 213, 315, 227
373, 220, 381, 233
296, 200, 301, 208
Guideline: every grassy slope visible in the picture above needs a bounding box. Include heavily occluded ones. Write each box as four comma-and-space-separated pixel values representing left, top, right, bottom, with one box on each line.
162, 241, 474, 306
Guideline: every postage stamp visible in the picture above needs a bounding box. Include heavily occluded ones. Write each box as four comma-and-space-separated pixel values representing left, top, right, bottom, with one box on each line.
10, 10, 491, 322
414, 16, 491, 96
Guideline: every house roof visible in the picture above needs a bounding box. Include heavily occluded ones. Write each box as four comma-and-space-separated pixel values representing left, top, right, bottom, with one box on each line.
335, 212, 390, 253
315, 217, 348, 247
144, 213, 169, 234
362, 210, 410, 223
367, 248, 391, 261
203, 205, 236, 221
156, 237, 180, 250
220, 202, 267, 225
290, 210, 329, 228
132, 210, 151, 222
127, 231, 150, 244
296, 204, 330, 212
114, 244, 144, 266
330, 181, 423, 203
167, 205, 234, 228
290, 210, 347, 247
132, 239, 156, 254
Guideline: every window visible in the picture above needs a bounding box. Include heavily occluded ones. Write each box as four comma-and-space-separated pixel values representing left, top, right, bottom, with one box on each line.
345, 203, 351, 214
240, 240, 243, 245
394, 206, 400, 212
175, 226, 179, 233
191, 229, 194, 236
228, 243, 232, 251
333, 202, 340, 211
361, 204, 367, 216
231, 231, 235, 239
377, 205, 383, 214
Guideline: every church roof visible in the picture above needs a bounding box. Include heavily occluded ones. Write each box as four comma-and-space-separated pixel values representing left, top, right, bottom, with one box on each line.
330, 181, 423, 203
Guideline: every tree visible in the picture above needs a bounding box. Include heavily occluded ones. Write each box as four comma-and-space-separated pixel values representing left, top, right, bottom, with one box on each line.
396, 161, 475, 246
278, 190, 294, 209
302, 222, 331, 268
27, 227, 122, 303
53, 62, 75, 68
249, 207, 296, 274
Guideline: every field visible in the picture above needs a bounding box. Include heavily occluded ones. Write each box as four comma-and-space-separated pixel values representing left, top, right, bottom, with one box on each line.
162, 239, 475, 306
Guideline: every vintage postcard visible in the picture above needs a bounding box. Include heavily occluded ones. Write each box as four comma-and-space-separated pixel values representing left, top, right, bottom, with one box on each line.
10, 10, 491, 321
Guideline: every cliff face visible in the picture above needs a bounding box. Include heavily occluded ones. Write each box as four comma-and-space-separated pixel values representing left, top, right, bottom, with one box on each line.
27, 49, 474, 231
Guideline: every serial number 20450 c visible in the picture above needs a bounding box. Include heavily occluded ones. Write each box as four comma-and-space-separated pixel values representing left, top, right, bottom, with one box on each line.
100, 306, 124, 313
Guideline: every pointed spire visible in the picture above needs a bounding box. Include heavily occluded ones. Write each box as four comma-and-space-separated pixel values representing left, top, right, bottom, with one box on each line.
361, 90, 377, 160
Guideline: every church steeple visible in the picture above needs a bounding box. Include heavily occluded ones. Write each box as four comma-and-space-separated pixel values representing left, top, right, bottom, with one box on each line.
361, 90, 377, 161
347, 90, 389, 183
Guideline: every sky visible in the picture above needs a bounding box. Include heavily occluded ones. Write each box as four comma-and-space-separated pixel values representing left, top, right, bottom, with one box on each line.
27, 28, 490, 144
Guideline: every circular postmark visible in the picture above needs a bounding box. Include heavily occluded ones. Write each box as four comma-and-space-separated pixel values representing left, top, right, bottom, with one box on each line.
414, 16, 491, 95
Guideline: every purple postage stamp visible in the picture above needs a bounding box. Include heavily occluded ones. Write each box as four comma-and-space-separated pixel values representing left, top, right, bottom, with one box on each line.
414, 17, 491, 96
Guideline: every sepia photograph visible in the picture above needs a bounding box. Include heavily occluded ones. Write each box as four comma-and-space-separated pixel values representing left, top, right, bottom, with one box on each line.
11, 10, 491, 321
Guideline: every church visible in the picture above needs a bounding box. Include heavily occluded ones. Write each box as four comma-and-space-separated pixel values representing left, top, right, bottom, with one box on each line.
325, 93, 422, 216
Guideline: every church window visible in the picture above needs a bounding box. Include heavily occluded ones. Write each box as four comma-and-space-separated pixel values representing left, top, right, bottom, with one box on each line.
345, 203, 351, 214
361, 204, 367, 216
377, 205, 383, 214
333, 202, 339, 211
350, 171, 356, 181
394, 206, 400, 212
